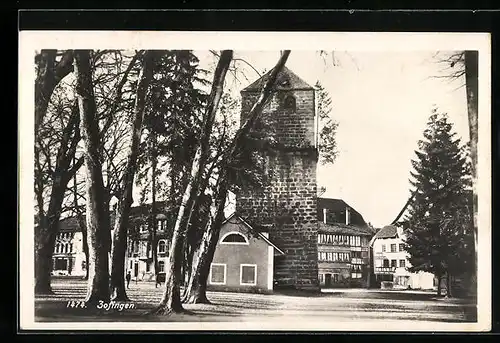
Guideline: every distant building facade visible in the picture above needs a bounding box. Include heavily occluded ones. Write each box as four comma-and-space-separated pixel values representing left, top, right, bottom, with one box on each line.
370, 225, 435, 290
316, 198, 375, 288
124, 212, 172, 282
52, 202, 175, 281
208, 213, 285, 294
51, 217, 87, 277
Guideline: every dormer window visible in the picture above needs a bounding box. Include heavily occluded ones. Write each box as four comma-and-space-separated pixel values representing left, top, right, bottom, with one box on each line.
283, 95, 296, 112
220, 232, 249, 245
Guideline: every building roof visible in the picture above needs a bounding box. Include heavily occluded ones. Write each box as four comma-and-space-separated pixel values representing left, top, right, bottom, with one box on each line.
373, 225, 399, 239
56, 201, 179, 233
317, 197, 368, 227
317, 222, 374, 237
241, 66, 314, 92
222, 212, 285, 255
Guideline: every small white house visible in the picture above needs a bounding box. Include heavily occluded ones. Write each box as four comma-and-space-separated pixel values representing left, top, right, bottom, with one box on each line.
370, 225, 435, 290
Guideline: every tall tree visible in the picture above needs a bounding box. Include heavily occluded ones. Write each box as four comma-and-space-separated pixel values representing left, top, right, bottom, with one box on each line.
404, 109, 472, 296
315, 80, 339, 165
464, 51, 478, 293
74, 50, 111, 304
110, 50, 157, 301
135, 50, 210, 284
151, 50, 234, 314
34, 101, 81, 294
181, 51, 292, 304
433, 50, 479, 295
34, 50, 139, 294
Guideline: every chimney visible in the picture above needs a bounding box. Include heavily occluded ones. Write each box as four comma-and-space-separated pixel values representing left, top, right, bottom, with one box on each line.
323, 208, 327, 224
345, 207, 350, 225
396, 226, 403, 236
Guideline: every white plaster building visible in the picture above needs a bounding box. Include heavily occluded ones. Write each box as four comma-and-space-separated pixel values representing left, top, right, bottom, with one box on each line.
370, 225, 435, 290
51, 218, 87, 277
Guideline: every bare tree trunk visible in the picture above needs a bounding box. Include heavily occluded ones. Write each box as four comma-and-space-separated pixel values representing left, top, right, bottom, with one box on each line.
446, 272, 453, 298
183, 182, 227, 304
182, 167, 217, 297
436, 272, 442, 296
151, 133, 159, 287
34, 216, 56, 294
76, 209, 89, 280
151, 50, 233, 315
72, 157, 89, 280
464, 50, 478, 297
110, 50, 155, 301
74, 49, 110, 305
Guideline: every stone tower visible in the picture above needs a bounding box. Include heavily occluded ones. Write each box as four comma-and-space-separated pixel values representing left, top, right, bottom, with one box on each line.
236, 66, 319, 291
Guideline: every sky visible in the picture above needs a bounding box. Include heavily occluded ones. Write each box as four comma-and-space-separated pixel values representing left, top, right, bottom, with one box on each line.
194, 50, 470, 228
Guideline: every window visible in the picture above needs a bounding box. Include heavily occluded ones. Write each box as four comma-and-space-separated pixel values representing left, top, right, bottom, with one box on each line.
157, 220, 166, 232
81, 260, 86, 270
158, 261, 165, 273
355, 236, 361, 247
210, 263, 226, 285
319, 273, 324, 284
220, 232, 249, 245
146, 263, 150, 272
318, 251, 350, 262
333, 274, 339, 283
383, 259, 390, 268
399, 259, 406, 268
399, 243, 405, 252
351, 265, 362, 278
391, 259, 397, 268
382, 244, 386, 252
158, 240, 167, 254
283, 95, 296, 111
240, 264, 257, 285
69, 243, 73, 253
390, 244, 397, 253
132, 241, 139, 254
352, 251, 362, 259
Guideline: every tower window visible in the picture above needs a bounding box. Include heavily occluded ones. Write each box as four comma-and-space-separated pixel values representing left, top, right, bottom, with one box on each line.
283, 95, 296, 111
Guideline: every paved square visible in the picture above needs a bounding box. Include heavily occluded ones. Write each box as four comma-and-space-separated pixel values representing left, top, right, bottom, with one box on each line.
34, 278, 477, 324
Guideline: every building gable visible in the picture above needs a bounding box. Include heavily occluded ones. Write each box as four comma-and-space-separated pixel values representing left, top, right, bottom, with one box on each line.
221, 213, 285, 255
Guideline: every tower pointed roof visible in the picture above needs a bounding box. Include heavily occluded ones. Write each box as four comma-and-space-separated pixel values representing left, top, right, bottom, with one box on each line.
241, 65, 314, 92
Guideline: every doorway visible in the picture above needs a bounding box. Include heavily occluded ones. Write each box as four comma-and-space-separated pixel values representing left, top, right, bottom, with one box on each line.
325, 273, 332, 287
134, 262, 139, 278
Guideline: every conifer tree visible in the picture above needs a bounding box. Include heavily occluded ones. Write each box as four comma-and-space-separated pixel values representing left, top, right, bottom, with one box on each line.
404, 109, 473, 297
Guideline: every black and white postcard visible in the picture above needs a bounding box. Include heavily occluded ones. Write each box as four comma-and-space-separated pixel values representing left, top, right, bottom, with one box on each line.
19, 31, 491, 331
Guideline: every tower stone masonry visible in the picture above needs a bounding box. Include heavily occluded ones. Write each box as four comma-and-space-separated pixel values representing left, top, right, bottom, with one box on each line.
236, 66, 320, 291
